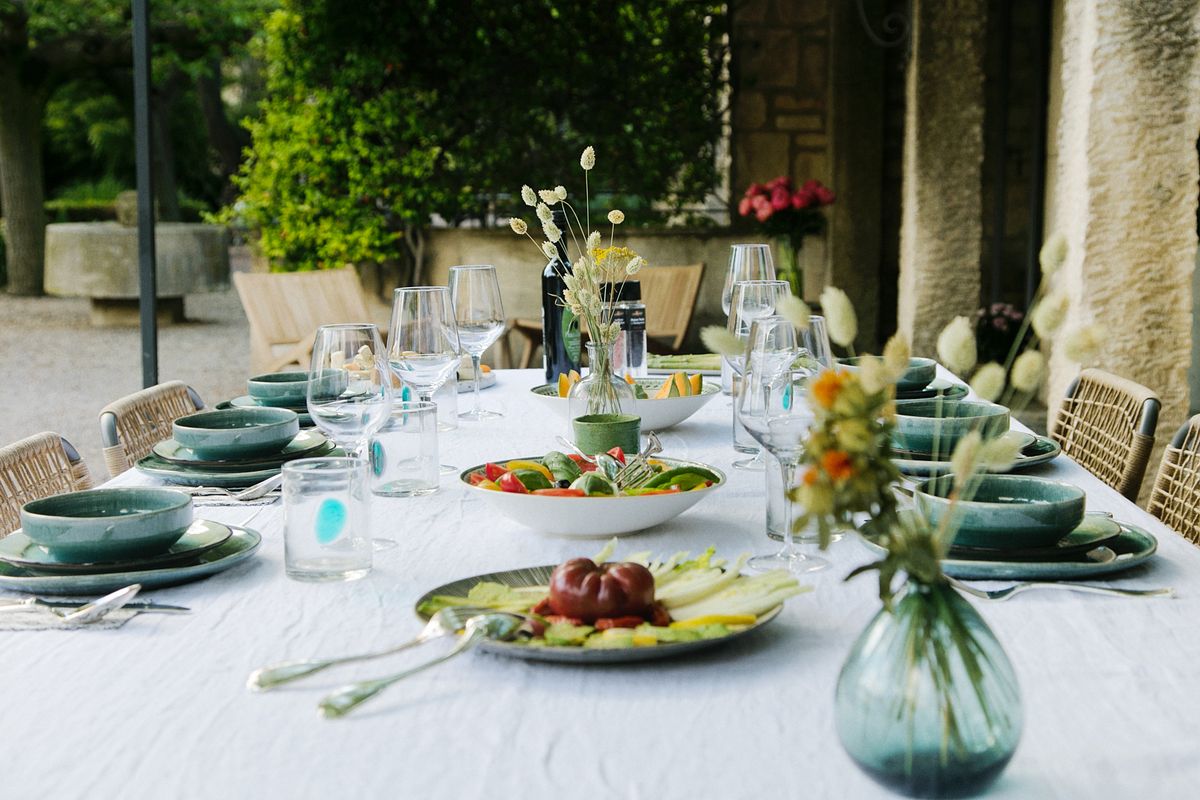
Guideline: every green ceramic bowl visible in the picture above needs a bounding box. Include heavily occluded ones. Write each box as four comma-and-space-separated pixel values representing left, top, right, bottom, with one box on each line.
841, 356, 938, 392
20, 488, 193, 562
573, 413, 641, 455
173, 407, 299, 460
893, 399, 1010, 455
247, 369, 348, 407
914, 474, 1087, 549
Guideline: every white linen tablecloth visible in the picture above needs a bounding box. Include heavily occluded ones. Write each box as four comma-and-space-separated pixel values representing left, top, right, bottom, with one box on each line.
3, 369, 1199, 799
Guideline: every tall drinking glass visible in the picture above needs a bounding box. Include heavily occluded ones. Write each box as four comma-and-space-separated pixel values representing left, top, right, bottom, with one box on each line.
738, 316, 828, 574
448, 265, 505, 420
389, 286, 461, 473
727, 279, 790, 470
721, 244, 776, 394
306, 323, 395, 551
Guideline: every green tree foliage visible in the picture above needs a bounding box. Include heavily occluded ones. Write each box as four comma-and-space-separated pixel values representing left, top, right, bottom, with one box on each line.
231, 0, 729, 273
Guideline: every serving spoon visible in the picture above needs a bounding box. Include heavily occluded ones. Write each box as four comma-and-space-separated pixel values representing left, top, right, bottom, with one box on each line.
317, 613, 525, 719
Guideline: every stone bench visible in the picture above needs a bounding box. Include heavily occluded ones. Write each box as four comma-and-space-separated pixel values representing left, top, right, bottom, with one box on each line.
44, 222, 231, 326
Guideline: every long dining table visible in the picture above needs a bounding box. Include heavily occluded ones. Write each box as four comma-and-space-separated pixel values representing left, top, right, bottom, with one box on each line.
4, 368, 1200, 799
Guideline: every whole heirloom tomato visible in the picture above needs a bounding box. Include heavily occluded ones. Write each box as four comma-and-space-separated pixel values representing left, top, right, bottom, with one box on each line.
548, 559, 655, 623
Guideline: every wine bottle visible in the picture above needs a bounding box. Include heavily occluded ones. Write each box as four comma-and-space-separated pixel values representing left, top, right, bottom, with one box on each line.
541, 209, 582, 380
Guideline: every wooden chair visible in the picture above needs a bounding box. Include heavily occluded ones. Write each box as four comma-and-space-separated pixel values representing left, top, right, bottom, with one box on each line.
233, 267, 373, 373
1049, 368, 1160, 501
508, 263, 705, 368
0, 432, 93, 537
1147, 415, 1200, 544
100, 381, 205, 477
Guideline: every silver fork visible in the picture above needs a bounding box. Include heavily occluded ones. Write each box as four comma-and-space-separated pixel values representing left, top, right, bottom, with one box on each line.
613, 432, 663, 488
247, 605, 488, 691
948, 576, 1174, 602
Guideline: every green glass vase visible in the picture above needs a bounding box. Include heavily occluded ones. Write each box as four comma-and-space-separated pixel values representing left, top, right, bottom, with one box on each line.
835, 580, 1022, 798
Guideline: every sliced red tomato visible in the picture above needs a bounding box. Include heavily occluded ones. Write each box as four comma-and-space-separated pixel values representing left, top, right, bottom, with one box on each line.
497, 472, 528, 494
605, 446, 626, 465
484, 462, 508, 481
594, 616, 645, 630
467, 471, 488, 485
566, 454, 598, 473
532, 488, 586, 497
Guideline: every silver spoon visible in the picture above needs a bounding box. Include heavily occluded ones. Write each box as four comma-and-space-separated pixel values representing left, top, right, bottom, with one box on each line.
54, 584, 143, 624
178, 473, 283, 501
318, 613, 525, 719
247, 606, 488, 691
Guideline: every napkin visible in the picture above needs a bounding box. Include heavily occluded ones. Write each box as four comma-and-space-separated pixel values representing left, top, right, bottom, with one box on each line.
0, 605, 141, 631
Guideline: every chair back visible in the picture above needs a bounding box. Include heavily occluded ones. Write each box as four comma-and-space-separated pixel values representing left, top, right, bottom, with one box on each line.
636, 263, 704, 352
1148, 415, 1200, 544
233, 267, 372, 373
1050, 367, 1160, 500
0, 432, 93, 536
99, 381, 204, 477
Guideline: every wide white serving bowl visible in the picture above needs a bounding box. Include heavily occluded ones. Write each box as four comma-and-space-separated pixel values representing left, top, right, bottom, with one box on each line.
529, 378, 720, 431
460, 456, 725, 537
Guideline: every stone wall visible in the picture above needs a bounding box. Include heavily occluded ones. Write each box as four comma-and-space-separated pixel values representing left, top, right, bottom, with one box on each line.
895, 0, 988, 357
1043, 0, 1200, 500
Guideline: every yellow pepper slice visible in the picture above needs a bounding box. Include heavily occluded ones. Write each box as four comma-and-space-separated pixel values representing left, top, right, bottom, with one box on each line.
670, 614, 757, 628
504, 460, 554, 482
476, 479, 501, 491
631, 634, 659, 647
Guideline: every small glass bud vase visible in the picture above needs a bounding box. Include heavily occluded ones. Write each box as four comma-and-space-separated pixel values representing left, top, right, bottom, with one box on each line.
568, 341, 637, 421
835, 579, 1022, 798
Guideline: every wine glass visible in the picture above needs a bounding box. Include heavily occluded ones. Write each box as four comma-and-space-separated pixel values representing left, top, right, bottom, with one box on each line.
737, 316, 827, 574
721, 244, 776, 395
805, 315, 834, 368
449, 265, 505, 420
727, 279, 790, 470
388, 286, 461, 473
307, 323, 396, 551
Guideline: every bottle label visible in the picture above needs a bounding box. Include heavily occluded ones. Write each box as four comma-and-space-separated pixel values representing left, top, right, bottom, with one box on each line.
562, 308, 581, 364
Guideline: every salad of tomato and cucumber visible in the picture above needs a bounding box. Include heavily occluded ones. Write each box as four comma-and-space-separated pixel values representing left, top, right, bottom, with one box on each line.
418, 541, 808, 650
463, 448, 722, 497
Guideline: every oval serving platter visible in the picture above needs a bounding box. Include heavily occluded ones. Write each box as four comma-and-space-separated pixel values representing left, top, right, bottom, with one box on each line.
415, 564, 782, 664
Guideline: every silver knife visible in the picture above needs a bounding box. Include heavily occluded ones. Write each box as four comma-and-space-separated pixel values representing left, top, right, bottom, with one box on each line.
0, 597, 191, 614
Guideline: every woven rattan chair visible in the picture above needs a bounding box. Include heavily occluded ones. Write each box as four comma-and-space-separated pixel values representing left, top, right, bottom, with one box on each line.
1049, 368, 1160, 501
233, 267, 373, 373
1147, 415, 1200, 544
100, 381, 204, 477
0, 432, 93, 536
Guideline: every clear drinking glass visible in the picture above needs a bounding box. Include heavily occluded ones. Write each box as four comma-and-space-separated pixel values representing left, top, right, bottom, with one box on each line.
449, 265, 505, 420
727, 279, 790, 471
738, 316, 828, 574
283, 457, 372, 582
721, 244, 776, 395
307, 323, 394, 551
370, 401, 439, 497
805, 315, 835, 368
389, 286, 461, 473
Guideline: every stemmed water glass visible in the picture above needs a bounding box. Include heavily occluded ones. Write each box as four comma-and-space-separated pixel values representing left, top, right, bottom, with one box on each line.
306, 323, 396, 551
448, 265, 505, 420
727, 279, 790, 470
721, 244, 776, 394
737, 316, 828, 574
805, 315, 834, 368
388, 286, 461, 473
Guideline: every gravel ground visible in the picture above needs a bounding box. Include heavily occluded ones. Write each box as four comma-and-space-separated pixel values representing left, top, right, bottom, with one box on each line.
0, 289, 251, 481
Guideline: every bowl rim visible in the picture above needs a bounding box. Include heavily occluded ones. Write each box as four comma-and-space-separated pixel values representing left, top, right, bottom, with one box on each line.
914, 474, 1086, 508
21, 487, 192, 521
530, 380, 722, 399
895, 399, 1009, 421
247, 371, 310, 385
459, 454, 726, 497
174, 407, 299, 432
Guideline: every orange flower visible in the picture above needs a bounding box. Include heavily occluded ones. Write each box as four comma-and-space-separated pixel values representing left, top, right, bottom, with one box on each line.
821, 450, 855, 482
812, 370, 848, 410
802, 467, 820, 486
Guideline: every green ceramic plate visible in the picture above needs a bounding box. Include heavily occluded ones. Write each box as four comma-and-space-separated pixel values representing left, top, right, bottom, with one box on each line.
0, 519, 232, 573
894, 434, 1062, 476
894, 377, 969, 403
948, 514, 1122, 560
858, 520, 1157, 581
152, 430, 328, 468
415, 564, 781, 664
135, 442, 340, 487
893, 432, 1037, 461
224, 396, 314, 426
0, 525, 262, 595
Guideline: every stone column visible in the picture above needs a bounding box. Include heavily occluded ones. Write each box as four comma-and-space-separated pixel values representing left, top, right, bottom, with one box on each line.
1044, 0, 1200, 492
895, 0, 988, 356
